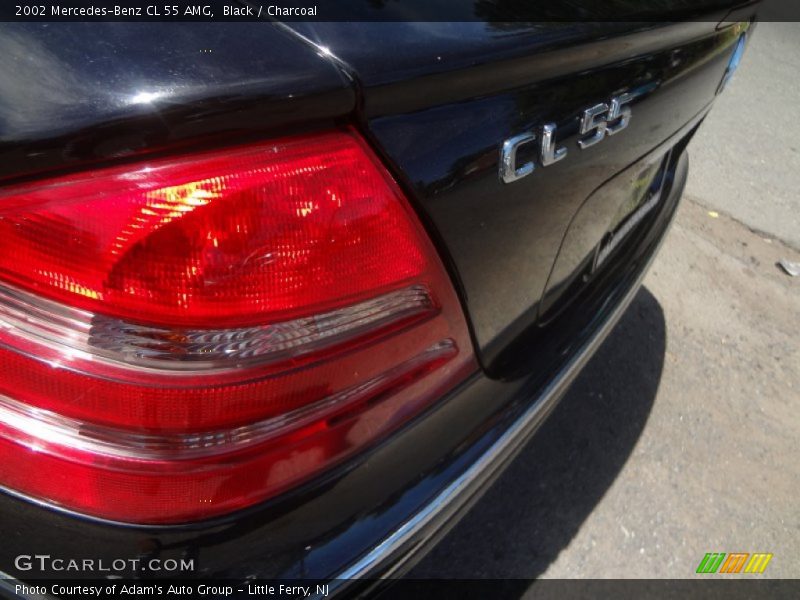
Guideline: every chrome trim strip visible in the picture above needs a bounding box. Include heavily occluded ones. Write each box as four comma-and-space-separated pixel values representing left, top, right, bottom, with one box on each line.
329, 167, 684, 588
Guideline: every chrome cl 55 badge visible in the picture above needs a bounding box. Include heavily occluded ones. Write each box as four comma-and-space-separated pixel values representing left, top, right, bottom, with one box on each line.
500, 93, 636, 184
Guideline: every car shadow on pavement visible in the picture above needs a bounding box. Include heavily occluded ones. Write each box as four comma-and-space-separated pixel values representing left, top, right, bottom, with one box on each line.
407, 285, 666, 584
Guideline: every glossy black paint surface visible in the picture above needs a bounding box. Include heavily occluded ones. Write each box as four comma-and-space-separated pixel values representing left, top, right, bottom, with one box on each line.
0, 22, 354, 183
0, 11, 752, 588
290, 20, 747, 376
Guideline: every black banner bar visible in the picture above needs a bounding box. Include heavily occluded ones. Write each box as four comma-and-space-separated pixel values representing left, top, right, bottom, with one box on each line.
2, 579, 800, 600
0, 0, 791, 23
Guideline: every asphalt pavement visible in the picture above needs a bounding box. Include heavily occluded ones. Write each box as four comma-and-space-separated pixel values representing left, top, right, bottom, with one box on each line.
410, 22, 799, 582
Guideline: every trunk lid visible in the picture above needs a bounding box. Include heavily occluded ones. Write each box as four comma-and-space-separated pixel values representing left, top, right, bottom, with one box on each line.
286, 19, 751, 376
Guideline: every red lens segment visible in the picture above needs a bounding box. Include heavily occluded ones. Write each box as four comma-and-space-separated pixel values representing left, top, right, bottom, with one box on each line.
0, 132, 427, 327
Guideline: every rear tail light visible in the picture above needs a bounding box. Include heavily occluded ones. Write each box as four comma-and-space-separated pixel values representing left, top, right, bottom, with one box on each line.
0, 130, 475, 524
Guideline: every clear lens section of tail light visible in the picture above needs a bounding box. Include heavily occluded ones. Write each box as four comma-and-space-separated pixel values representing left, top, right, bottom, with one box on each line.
0, 130, 476, 523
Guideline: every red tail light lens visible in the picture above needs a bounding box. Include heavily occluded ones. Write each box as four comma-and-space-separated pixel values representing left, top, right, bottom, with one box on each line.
0, 132, 427, 327
0, 130, 475, 523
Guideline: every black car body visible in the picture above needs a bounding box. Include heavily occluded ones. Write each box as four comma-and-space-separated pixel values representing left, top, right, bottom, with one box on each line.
0, 5, 756, 597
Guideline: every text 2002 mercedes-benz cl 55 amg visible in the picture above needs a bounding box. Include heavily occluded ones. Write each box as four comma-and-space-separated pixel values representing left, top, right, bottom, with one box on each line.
0, 3, 755, 596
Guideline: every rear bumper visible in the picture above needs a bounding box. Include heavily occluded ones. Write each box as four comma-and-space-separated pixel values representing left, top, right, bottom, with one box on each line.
0, 146, 688, 597
332, 149, 688, 593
